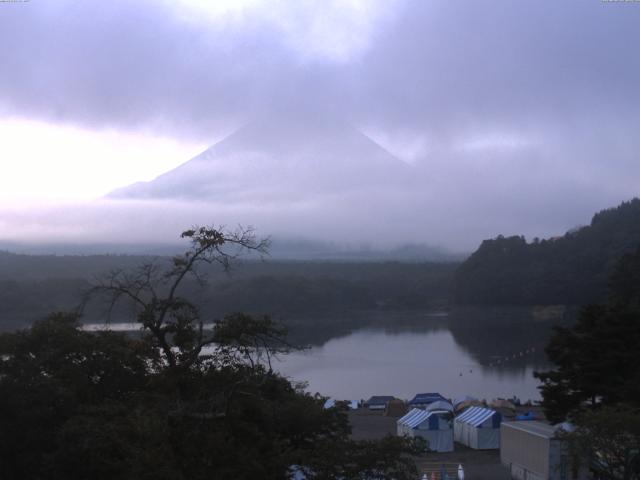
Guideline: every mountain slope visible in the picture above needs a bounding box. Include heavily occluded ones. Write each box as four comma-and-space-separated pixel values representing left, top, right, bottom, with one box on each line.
109, 115, 412, 202
453, 198, 640, 305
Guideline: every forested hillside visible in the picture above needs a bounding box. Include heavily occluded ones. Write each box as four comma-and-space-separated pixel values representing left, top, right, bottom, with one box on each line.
0, 255, 455, 332
454, 198, 640, 305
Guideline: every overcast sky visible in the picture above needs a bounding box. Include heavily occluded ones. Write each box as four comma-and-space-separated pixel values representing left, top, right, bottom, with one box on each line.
0, 0, 639, 251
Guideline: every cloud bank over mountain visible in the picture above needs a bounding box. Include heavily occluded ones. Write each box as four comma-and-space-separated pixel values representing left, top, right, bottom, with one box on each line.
0, 0, 639, 251
109, 113, 413, 201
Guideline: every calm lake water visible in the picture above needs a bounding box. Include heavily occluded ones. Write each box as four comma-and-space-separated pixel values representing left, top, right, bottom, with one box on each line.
84, 306, 566, 403
274, 326, 545, 402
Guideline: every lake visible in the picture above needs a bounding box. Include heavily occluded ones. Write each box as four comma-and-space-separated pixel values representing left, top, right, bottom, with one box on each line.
275, 326, 545, 402
84, 306, 569, 403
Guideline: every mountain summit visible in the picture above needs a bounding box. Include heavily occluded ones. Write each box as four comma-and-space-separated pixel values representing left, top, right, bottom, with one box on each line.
109, 115, 412, 202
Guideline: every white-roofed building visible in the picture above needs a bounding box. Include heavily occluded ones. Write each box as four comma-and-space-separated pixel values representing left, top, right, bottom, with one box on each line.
454, 406, 502, 449
396, 408, 454, 452
501, 421, 589, 480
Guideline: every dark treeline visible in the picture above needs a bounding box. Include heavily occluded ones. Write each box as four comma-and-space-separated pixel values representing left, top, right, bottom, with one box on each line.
0, 226, 423, 480
454, 198, 640, 305
6, 198, 640, 334
0, 250, 157, 280
0, 255, 456, 332
533, 247, 640, 479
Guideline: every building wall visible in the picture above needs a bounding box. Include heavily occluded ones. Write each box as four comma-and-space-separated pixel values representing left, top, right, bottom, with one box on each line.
509, 463, 546, 480
549, 439, 566, 480
547, 439, 589, 480
501, 424, 550, 480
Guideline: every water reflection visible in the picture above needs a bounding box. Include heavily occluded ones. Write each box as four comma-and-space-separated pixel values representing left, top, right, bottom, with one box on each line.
275, 306, 573, 402
83, 306, 573, 403
276, 328, 545, 402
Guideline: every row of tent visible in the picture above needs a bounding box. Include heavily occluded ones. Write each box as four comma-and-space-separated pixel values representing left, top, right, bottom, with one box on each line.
366, 393, 500, 414
365, 395, 457, 417
397, 405, 502, 452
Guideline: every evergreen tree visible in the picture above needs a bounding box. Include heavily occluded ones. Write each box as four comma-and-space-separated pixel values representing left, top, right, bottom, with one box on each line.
454, 198, 640, 305
536, 246, 640, 480
535, 246, 640, 422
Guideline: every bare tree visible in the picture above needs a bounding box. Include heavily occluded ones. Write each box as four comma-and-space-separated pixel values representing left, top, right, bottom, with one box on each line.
85, 225, 270, 370
212, 312, 293, 371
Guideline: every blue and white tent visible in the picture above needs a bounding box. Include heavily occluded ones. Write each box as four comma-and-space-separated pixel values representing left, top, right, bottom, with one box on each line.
454, 406, 502, 449
397, 408, 454, 452
365, 396, 395, 410
408, 392, 446, 408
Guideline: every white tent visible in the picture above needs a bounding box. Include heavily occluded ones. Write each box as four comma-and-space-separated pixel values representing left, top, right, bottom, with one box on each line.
453, 395, 477, 407
425, 400, 454, 413
324, 399, 358, 410
454, 406, 502, 450
396, 408, 454, 452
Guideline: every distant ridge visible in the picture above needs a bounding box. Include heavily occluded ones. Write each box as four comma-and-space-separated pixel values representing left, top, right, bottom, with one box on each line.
0, 238, 463, 263
109, 114, 412, 201
453, 198, 640, 305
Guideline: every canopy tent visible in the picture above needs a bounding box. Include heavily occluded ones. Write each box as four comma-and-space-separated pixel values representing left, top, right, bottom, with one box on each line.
453, 395, 477, 407
325, 399, 358, 410
490, 398, 516, 411
365, 396, 395, 410
454, 406, 502, 450
397, 408, 454, 452
425, 400, 454, 413
384, 399, 408, 417
408, 392, 446, 408
454, 399, 484, 413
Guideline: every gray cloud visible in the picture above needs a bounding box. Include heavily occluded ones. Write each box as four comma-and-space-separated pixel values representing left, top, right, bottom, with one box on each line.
5, 1, 635, 137
0, 0, 639, 250
0, 0, 300, 135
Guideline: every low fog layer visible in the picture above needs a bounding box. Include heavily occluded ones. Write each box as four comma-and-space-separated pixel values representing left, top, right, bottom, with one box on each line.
0, 1, 638, 252
0, 116, 620, 254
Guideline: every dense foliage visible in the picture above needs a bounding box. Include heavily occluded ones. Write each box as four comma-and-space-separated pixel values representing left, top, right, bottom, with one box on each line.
0, 226, 422, 480
535, 245, 640, 422
536, 247, 640, 480
454, 198, 640, 305
0, 253, 455, 333
563, 406, 640, 480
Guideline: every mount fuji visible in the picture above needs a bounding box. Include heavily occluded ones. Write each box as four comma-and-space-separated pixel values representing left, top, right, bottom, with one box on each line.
109, 114, 414, 203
